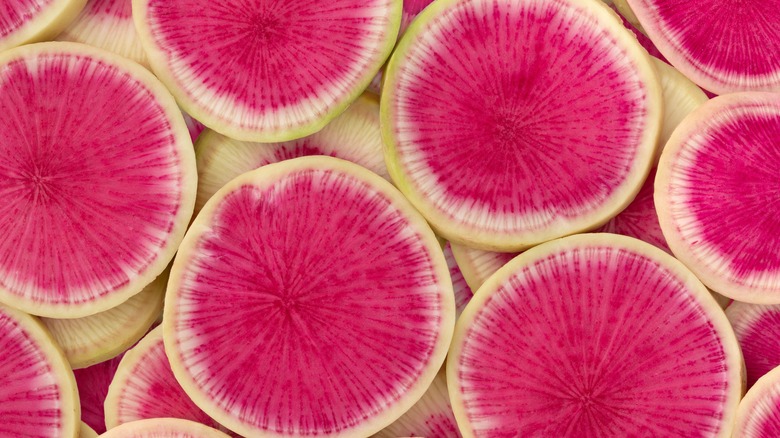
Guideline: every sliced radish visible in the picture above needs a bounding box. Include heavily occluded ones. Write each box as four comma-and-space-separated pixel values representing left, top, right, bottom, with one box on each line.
99, 418, 230, 438
0, 42, 196, 318
382, 0, 661, 251
443, 242, 474, 317
41, 271, 166, 369
133, 0, 401, 142
194, 94, 387, 214
656, 92, 780, 304
75, 354, 125, 434
735, 366, 780, 438
450, 245, 517, 292
726, 302, 780, 389
0, 303, 79, 437
165, 156, 455, 437
105, 326, 222, 430
81, 421, 98, 437
0, 0, 86, 51
448, 234, 743, 436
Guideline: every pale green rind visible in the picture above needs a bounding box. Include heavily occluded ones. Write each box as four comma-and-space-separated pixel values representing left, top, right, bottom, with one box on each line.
0, 42, 197, 319
734, 366, 780, 438
98, 418, 230, 438
0, 0, 87, 52
132, 0, 402, 143
381, 0, 663, 252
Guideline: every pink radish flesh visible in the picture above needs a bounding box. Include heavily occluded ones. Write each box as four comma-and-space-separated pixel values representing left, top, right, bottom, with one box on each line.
0, 1, 55, 37
75, 355, 123, 434
727, 303, 780, 389
443, 242, 474, 315
81, 0, 130, 17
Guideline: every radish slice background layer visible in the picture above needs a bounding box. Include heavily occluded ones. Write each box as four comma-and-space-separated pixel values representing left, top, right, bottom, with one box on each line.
735, 366, 780, 438
81, 421, 98, 437
382, 0, 661, 251
656, 92, 780, 304
74, 354, 124, 434
133, 0, 401, 142
442, 242, 474, 317
0, 303, 79, 437
0, 0, 86, 51
0, 42, 196, 318
165, 157, 455, 437
726, 302, 780, 389
100, 418, 230, 438
448, 234, 743, 436
626, 0, 780, 94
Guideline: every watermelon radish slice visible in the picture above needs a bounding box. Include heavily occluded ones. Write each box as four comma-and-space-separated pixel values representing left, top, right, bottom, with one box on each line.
104, 326, 223, 430
734, 366, 780, 438
448, 233, 743, 436
375, 371, 461, 438
57, 0, 147, 66
0, 42, 196, 318
626, 0, 780, 93
133, 0, 401, 142
81, 422, 98, 437
443, 242, 474, 317
165, 156, 455, 437
40, 271, 166, 369
726, 302, 780, 389
0, 303, 80, 437
194, 94, 387, 214
100, 418, 230, 438
656, 92, 780, 304
382, 0, 661, 251
75, 353, 125, 433
0, 0, 86, 51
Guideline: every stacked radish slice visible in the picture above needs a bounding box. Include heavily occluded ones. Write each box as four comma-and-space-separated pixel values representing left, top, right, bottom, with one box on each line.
0, 0, 779, 436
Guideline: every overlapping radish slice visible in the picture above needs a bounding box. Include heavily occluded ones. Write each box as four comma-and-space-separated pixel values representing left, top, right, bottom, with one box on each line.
656, 92, 780, 304
57, 0, 146, 66
100, 418, 230, 438
104, 326, 223, 430
0, 303, 79, 437
41, 271, 166, 369
165, 156, 455, 437
74, 354, 125, 434
81, 421, 98, 437
448, 234, 743, 436
443, 242, 474, 317
0, 42, 196, 318
735, 366, 780, 438
133, 0, 401, 142
626, 0, 780, 94
727, 302, 780, 389
382, 0, 661, 251
194, 94, 387, 214
0, 0, 86, 51
450, 245, 517, 292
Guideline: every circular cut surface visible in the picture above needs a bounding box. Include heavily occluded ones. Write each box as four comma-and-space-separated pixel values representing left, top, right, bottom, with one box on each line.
0, 42, 196, 318
448, 234, 742, 437
382, 0, 661, 251
0, 0, 87, 51
726, 302, 780, 389
0, 303, 79, 437
41, 272, 166, 369
626, 0, 780, 94
656, 92, 780, 304
194, 94, 387, 213
100, 418, 230, 438
165, 157, 455, 437
134, 0, 401, 142
735, 367, 780, 438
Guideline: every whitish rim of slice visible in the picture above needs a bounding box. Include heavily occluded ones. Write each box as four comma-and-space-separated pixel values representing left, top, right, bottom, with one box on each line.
0, 303, 80, 437
450, 244, 517, 292
132, 0, 402, 143
165, 156, 455, 437
41, 271, 166, 369
734, 366, 780, 437
0, 0, 87, 52
0, 41, 197, 318
381, 0, 662, 251
447, 233, 743, 437
81, 421, 98, 438
99, 418, 230, 438
656, 92, 780, 304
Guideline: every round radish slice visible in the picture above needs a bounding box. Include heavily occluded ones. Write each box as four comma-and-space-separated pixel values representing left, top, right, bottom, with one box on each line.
0, 42, 196, 318
375, 371, 461, 437
133, 0, 401, 143
100, 418, 230, 438
81, 421, 98, 438
165, 156, 455, 437
57, 0, 146, 66
382, 0, 661, 251
105, 326, 222, 430
0, 0, 86, 51
75, 353, 125, 434
443, 242, 474, 317
40, 271, 166, 369
726, 302, 780, 389
448, 233, 743, 436
0, 303, 79, 437
194, 94, 387, 214
656, 92, 780, 304
735, 366, 780, 438
626, 0, 780, 94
